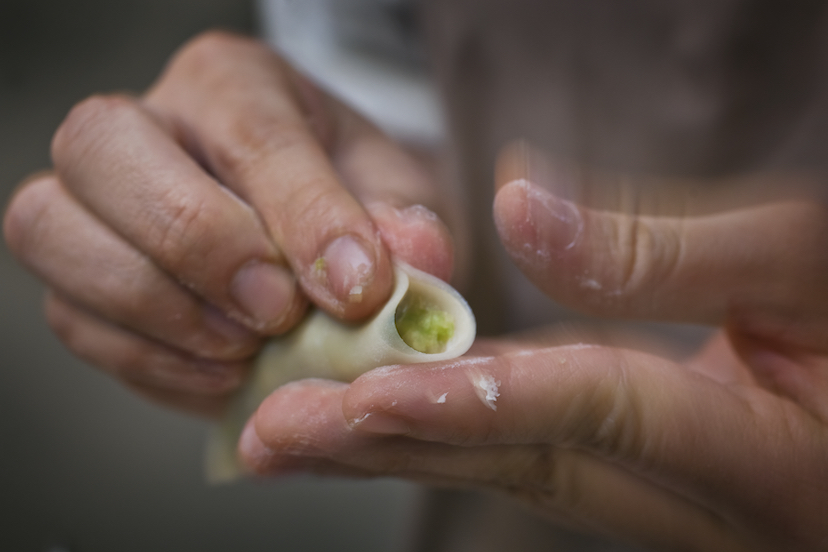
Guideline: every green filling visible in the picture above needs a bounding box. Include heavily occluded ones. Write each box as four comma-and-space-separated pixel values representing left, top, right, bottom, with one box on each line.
395, 294, 455, 354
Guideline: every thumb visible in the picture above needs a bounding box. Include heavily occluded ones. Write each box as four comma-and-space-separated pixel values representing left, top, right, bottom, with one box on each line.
492, 147, 828, 328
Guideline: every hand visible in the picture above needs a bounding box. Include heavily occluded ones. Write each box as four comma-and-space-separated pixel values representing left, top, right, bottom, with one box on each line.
238, 146, 828, 551
3, 31, 457, 416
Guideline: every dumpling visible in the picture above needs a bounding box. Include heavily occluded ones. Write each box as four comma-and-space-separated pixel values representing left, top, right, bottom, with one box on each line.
206, 262, 476, 482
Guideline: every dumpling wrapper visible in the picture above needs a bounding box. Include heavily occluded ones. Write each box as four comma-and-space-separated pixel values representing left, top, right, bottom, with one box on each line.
206, 262, 476, 482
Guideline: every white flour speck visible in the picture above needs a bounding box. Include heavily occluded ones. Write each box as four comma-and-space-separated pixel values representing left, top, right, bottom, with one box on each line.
351, 412, 372, 427
471, 373, 501, 411
348, 285, 364, 302
568, 342, 598, 350
438, 356, 495, 371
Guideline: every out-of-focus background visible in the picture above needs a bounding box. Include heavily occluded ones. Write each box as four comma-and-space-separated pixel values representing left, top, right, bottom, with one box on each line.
0, 1, 418, 550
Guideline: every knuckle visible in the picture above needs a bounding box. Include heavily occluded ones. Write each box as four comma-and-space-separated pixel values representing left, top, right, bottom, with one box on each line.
580, 359, 647, 463
213, 116, 309, 181
44, 296, 120, 372
508, 448, 587, 514
282, 177, 340, 225
608, 216, 651, 296
146, 189, 215, 270
51, 94, 137, 170
155, 30, 288, 111
178, 30, 247, 63
171, 30, 272, 79
625, 220, 682, 296
3, 176, 57, 260
585, 216, 682, 311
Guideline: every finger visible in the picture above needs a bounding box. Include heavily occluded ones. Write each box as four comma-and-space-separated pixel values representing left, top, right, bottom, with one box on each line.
243, 379, 752, 551
366, 202, 454, 282
240, 379, 355, 476
684, 331, 757, 387
470, 323, 708, 363
44, 291, 247, 398
125, 381, 232, 419
332, 115, 458, 281
50, 94, 307, 334
344, 348, 828, 547
493, 145, 828, 330
144, 32, 395, 319
4, 174, 258, 360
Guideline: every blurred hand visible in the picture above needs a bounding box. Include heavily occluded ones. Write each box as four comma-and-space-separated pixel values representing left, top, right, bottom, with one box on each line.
3, 31, 456, 416
240, 147, 828, 551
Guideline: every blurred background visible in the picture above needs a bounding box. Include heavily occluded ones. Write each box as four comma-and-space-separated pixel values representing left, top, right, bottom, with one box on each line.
0, 1, 418, 550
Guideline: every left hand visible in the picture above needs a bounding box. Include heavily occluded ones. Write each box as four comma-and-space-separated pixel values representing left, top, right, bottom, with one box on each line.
3, 32, 459, 417
238, 148, 828, 551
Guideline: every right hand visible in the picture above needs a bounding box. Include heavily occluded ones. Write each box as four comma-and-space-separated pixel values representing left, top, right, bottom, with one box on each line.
238, 148, 828, 551
3, 31, 457, 417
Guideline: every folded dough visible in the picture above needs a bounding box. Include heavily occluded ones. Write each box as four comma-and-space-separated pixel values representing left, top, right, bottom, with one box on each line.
206, 262, 476, 482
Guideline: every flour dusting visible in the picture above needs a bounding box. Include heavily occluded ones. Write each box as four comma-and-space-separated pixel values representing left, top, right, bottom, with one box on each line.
348, 285, 364, 302
351, 412, 372, 427
438, 356, 495, 371
470, 373, 501, 411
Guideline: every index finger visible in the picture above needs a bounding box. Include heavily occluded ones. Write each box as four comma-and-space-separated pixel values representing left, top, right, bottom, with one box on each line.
145, 32, 394, 320
343, 347, 828, 546
50, 94, 307, 334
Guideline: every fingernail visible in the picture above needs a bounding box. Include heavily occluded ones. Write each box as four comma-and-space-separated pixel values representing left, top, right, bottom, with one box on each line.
349, 412, 410, 435
319, 235, 375, 304
395, 203, 440, 223
518, 179, 583, 251
238, 420, 274, 472
231, 261, 295, 329
239, 420, 307, 477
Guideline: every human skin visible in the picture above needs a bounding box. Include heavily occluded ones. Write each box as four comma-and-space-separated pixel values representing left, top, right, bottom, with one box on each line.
3, 32, 457, 416
206, 262, 476, 483
6, 30, 828, 551
239, 146, 828, 551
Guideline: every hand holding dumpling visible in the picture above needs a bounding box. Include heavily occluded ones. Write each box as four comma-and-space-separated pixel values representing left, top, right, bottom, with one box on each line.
3, 31, 460, 417
242, 146, 828, 551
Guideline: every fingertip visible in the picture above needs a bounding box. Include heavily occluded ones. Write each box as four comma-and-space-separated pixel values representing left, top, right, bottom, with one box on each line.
494, 140, 584, 270
319, 234, 376, 303
342, 366, 413, 432
255, 378, 350, 440
229, 260, 308, 334
495, 178, 583, 256
3, 172, 58, 260
242, 406, 310, 478
238, 417, 275, 475
310, 232, 394, 320
493, 179, 535, 252
367, 202, 454, 282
